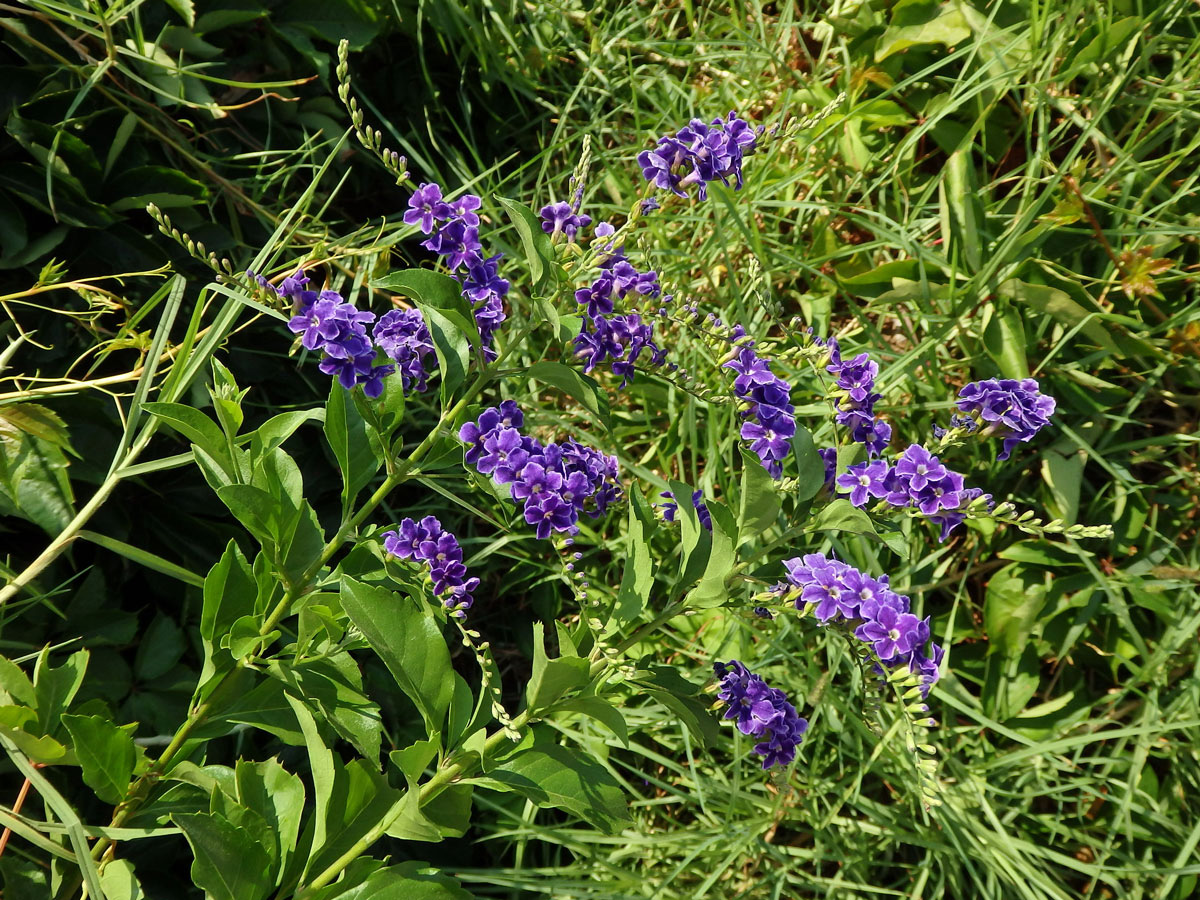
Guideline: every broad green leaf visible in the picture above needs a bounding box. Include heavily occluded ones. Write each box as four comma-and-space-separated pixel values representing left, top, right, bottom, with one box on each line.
325, 379, 382, 514
62, 714, 136, 805
939, 147, 982, 272
249, 409, 324, 457
99, 859, 145, 900
0, 417, 76, 536
525, 622, 590, 712
272, 653, 382, 763
0, 706, 71, 763
0, 403, 72, 450
309, 760, 405, 872
476, 735, 629, 833
235, 759, 305, 880
216, 484, 277, 545
1067, 16, 1140, 69
339, 577, 454, 733
982, 306, 1029, 380
372, 269, 478, 401
984, 563, 1047, 659
669, 479, 710, 588
738, 449, 780, 539
633, 666, 718, 747
199, 541, 258, 684
687, 500, 738, 608
609, 484, 657, 628
790, 425, 825, 502
875, 0, 972, 61
309, 861, 474, 900
142, 402, 229, 468
190, 674, 303, 746
997, 278, 1119, 352
0, 656, 35, 706
33, 647, 87, 736
496, 195, 557, 293
1041, 447, 1084, 525
555, 697, 629, 746
174, 812, 275, 900
526, 361, 611, 431
133, 614, 186, 681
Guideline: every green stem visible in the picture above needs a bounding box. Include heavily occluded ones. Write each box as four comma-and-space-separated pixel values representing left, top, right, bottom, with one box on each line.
294, 713, 530, 898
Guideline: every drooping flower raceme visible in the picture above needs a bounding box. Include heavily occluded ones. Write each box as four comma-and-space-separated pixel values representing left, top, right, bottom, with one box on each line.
713, 660, 808, 769
724, 345, 796, 479
638, 112, 761, 201
372, 309, 435, 393
460, 403, 624, 540
954, 378, 1056, 460
405, 181, 509, 360
825, 338, 891, 456
382, 516, 478, 616
777, 554, 943, 695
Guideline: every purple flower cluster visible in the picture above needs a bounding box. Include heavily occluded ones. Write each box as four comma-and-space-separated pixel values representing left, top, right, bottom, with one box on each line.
459, 402, 624, 540
405, 182, 509, 359
638, 112, 760, 201
724, 346, 796, 479
540, 201, 591, 242
826, 339, 891, 455
281, 273, 393, 398
659, 489, 712, 531
575, 314, 668, 388
571, 248, 667, 387
713, 660, 808, 769
955, 378, 1056, 460
834, 444, 991, 540
777, 554, 943, 694
382, 516, 477, 616
372, 309, 434, 392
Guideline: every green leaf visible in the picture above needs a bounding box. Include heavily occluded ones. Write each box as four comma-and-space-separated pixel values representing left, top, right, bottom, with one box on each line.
0, 416, 76, 536
142, 402, 230, 468
526, 361, 611, 431
555, 697, 629, 746
199, 542, 258, 683
687, 501, 738, 608
309, 760, 405, 873
496, 195, 557, 293
634, 665, 718, 747
477, 736, 629, 833
0, 656, 36, 706
99, 859, 145, 900
669, 479, 711, 588
133, 614, 186, 681
525, 622, 590, 712
174, 812, 275, 900
234, 759, 305, 880
875, 0, 972, 61
1068, 16, 1140, 69
984, 563, 1047, 659
982, 306, 1029, 380
373, 269, 479, 402
790, 425, 825, 502
311, 862, 474, 900
939, 147, 983, 272
216, 484, 278, 545
272, 653, 382, 763
324, 380, 382, 514
997, 278, 1119, 353
0, 403, 72, 450
339, 577, 454, 734
162, 0, 195, 26
62, 714, 137, 805
249, 409, 324, 457
738, 449, 780, 539
33, 647, 87, 736
609, 484, 657, 629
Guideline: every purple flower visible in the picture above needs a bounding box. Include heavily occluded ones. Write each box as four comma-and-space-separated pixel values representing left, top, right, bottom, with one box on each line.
404, 182, 451, 234
854, 604, 922, 661
540, 201, 592, 242
956, 378, 1056, 460
477, 427, 530, 484
713, 660, 807, 770
524, 493, 576, 540
423, 219, 482, 270
574, 313, 667, 388
637, 112, 760, 201
722, 345, 796, 479
383, 516, 476, 615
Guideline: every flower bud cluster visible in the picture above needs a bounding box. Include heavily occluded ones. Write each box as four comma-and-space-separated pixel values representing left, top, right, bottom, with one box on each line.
460, 402, 624, 540
713, 660, 808, 769
382, 516, 477, 616
776, 554, 944, 696
638, 112, 761, 201
372, 309, 435, 392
